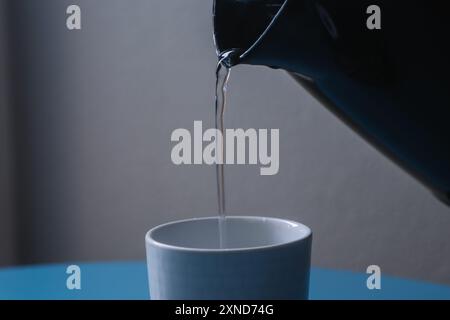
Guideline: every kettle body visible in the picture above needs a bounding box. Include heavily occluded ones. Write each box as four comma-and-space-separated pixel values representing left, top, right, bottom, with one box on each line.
214, 0, 450, 205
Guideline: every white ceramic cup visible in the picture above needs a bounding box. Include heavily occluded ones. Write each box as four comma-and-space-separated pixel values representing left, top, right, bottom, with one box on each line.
145, 216, 312, 300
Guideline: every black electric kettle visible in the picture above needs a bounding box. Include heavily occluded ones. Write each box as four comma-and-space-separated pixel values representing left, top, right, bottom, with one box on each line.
213, 0, 450, 205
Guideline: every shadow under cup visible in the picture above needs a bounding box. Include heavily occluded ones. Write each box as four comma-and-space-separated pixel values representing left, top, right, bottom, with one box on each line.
145, 216, 312, 300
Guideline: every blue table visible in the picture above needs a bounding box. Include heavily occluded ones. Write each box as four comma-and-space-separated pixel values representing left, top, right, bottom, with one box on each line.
1, 262, 450, 300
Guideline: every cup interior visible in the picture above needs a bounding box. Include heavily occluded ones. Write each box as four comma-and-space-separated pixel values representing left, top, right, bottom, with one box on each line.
147, 216, 311, 251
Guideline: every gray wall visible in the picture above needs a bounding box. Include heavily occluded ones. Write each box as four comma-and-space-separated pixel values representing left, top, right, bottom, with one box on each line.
0, 0, 16, 266
1, 0, 450, 284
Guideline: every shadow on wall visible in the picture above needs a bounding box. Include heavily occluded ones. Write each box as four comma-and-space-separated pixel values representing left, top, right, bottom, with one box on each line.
0, 0, 16, 266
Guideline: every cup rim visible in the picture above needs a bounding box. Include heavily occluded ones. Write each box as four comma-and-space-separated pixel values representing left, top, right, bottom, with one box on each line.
145, 215, 312, 253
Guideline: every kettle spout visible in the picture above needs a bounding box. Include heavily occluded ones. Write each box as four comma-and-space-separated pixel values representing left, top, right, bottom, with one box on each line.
213, 0, 335, 78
